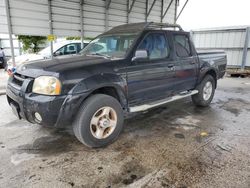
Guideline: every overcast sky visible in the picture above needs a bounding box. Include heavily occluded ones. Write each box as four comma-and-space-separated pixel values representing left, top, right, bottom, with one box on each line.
177, 0, 250, 30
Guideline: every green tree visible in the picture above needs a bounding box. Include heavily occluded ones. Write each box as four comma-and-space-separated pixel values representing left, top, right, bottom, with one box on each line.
66, 36, 94, 40
17, 35, 47, 53
66, 36, 81, 40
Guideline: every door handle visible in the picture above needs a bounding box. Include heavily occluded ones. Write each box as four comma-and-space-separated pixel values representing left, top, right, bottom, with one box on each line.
167, 63, 175, 71
167, 63, 174, 68
167, 63, 175, 68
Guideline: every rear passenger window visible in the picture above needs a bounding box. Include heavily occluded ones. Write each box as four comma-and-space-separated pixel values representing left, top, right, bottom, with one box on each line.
174, 35, 191, 57
76, 43, 81, 52
137, 33, 170, 60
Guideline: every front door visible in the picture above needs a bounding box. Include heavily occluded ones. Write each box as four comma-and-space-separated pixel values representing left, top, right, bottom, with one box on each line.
126, 32, 176, 106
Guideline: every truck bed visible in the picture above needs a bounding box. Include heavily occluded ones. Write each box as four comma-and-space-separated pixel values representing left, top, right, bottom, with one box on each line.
197, 50, 227, 79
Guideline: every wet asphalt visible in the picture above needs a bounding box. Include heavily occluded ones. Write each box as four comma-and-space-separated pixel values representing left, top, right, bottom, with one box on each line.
0, 76, 249, 188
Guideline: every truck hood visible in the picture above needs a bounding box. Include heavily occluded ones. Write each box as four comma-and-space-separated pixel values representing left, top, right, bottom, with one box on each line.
16, 54, 112, 77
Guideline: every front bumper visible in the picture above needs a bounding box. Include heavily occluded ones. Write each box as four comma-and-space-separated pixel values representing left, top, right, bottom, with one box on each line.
6, 77, 88, 127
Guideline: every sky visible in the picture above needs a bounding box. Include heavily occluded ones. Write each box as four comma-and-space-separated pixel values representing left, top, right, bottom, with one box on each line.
177, 0, 250, 31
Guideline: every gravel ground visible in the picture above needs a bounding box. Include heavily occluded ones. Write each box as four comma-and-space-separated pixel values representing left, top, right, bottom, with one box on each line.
0, 77, 249, 188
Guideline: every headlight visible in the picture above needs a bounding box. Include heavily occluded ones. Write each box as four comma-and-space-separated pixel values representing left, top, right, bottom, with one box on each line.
32, 76, 61, 95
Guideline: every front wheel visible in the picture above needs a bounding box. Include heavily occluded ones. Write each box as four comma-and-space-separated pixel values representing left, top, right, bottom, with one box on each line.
73, 94, 124, 148
192, 75, 215, 107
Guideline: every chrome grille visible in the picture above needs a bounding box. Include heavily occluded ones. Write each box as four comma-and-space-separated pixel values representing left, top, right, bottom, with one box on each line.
10, 73, 34, 92
12, 73, 26, 87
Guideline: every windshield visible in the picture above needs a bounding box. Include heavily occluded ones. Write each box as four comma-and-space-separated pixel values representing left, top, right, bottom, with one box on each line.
80, 34, 137, 58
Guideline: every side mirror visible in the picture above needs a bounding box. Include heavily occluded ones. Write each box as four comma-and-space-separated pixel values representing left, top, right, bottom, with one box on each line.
54, 51, 62, 56
132, 50, 148, 62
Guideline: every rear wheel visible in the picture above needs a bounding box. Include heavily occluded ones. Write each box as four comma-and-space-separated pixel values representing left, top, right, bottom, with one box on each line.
192, 75, 215, 107
73, 94, 124, 148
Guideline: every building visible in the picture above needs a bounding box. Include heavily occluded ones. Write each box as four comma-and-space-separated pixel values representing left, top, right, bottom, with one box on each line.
0, 0, 180, 59
192, 26, 250, 70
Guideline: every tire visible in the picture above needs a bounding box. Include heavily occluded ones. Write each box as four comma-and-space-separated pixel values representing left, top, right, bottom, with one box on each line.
192, 75, 215, 107
73, 94, 124, 148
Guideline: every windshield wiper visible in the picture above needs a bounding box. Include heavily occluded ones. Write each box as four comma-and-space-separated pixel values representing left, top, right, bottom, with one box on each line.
88, 52, 111, 59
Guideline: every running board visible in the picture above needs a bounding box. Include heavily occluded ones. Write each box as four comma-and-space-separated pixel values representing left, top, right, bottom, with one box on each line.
129, 90, 199, 113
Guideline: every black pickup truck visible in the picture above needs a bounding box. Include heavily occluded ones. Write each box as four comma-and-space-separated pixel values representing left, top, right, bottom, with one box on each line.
6, 23, 227, 148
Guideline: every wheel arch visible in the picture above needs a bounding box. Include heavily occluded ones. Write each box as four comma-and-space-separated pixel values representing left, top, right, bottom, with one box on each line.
70, 73, 128, 108
199, 68, 218, 88
89, 85, 128, 110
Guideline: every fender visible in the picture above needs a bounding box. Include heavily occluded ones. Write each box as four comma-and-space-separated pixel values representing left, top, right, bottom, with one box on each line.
197, 60, 218, 87
55, 73, 128, 127
70, 73, 128, 108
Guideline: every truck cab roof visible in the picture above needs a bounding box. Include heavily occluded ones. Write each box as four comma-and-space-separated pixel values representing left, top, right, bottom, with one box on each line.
102, 22, 185, 35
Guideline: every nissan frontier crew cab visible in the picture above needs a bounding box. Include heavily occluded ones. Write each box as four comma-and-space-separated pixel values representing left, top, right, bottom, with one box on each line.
6, 22, 227, 148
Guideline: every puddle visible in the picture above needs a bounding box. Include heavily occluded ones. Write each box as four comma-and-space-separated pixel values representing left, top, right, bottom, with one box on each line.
219, 98, 250, 116
173, 115, 200, 126
170, 115, 200, 130
16, 134, 75, 156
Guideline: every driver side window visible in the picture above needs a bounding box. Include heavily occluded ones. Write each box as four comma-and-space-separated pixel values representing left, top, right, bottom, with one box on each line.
56, 46, 65, 56
65, 44, 77, 54
137, 33, 169, 60
55, 43, 78, 56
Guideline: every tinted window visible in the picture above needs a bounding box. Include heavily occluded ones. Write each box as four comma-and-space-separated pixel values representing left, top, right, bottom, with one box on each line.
55, 43, 78, 56
76, 43, 81, 52
55, 46, 65, 56
174, 35, 191, 57
138, 33, 169, 60
66, 44, 77, 53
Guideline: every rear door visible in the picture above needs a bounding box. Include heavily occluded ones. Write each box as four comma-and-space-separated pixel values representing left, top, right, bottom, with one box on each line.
172, 33, 198, 92
126, 32, 176, 106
